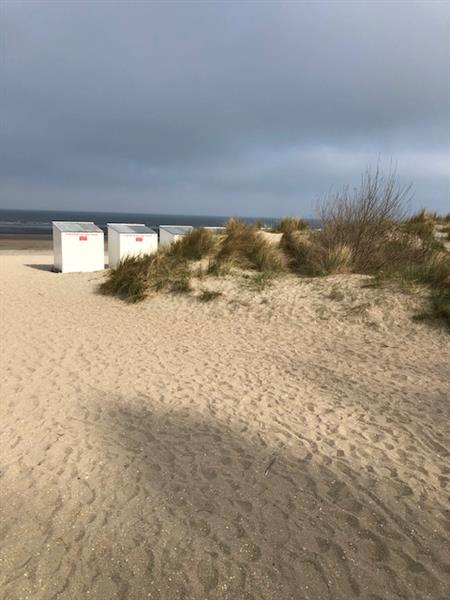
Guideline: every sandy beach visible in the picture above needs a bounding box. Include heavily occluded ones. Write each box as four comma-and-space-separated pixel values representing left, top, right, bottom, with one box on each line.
1, 249, 449, 600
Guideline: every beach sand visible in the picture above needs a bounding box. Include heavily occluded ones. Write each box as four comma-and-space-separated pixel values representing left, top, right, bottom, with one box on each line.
1, 251, 449, 599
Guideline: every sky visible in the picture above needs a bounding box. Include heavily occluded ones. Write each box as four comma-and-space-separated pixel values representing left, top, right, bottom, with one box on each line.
1, 0, 449, 218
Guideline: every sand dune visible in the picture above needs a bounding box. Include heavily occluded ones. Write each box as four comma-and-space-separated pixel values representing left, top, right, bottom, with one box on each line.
1, 253, 449, 599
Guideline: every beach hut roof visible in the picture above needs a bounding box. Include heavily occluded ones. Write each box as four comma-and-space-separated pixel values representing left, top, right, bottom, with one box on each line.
53, 221, 102, 233
107, 223, 156, 235
159, 225, 193, 235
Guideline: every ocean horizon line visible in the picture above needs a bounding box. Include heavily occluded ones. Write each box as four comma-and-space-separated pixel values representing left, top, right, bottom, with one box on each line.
0, 208, 319, 236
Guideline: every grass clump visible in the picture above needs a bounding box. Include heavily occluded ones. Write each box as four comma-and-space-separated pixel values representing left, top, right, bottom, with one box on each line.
378, 255, 450, 328
406, 208, 434, 224
100, 227, 218, 303
242, 271, 276, 291
273, 216, 308, 234
166, 227, 216, 261
100, 251, 192, 303
402, 215, 444, 253
281, 231, 351, 276
216, 219, 284, 274
327, 285, 345, 302
100, 254, 153, 302
206, 258, 234, 277
198, 289, 222, 302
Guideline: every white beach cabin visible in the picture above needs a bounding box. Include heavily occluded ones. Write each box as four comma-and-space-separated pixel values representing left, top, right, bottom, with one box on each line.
52, 221, 104, 273
107, 223, 158, 268
159, 225, 193, 247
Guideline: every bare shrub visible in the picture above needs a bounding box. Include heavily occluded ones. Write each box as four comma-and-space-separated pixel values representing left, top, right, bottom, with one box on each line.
318, 167, 410, 273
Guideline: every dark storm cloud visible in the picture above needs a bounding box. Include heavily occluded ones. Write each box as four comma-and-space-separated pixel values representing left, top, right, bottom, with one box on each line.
1, 0, 449, 215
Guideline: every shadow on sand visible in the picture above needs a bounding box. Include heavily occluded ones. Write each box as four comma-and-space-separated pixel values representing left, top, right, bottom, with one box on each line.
50, 396, 444, 599
25, 263, 57, 272
2, 393, 447, 599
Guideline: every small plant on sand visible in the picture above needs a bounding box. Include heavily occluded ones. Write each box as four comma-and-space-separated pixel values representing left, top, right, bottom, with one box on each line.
206, 258, 234, 277
327, 285, 345, 301
243, 271, 276, 291
198, 289, 222, 302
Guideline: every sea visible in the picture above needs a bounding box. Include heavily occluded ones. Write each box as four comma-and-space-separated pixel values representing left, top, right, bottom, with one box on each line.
0, 209, 319, 235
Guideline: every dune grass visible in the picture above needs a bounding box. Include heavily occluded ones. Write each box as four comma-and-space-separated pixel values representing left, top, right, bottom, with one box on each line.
99, 251, 192, 303
272, 216, 308, 234
100, 220, 285, 302
215, 219, 284, 274
279, 170, 449, 328
100, 172, 449, 328
166, 227, 217, 261
198, 289, 222, 302
281, 231, 352, 276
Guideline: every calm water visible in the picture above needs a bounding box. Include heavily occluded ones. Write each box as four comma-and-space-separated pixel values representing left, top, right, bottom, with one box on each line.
0, 209, 319, 235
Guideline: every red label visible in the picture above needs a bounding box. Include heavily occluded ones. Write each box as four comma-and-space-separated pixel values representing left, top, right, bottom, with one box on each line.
136, 236, 143, 242
79, 235, 88, 241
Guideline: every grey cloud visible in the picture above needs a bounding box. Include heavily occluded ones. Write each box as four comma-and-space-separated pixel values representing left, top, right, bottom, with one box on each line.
1, 0, 449, 216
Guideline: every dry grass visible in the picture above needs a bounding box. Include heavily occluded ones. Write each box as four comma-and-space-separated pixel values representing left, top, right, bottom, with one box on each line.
198, 289, 222, 302
281, 231, 351, 276
99, 171, 449, 328
407, 208, 435, 224
166, 227, 217, 261
279, 169, 449, 328
99, 251, 191, 303
272, 216, 308, 234
242, 271, 276, 291
216, 219, 284, 274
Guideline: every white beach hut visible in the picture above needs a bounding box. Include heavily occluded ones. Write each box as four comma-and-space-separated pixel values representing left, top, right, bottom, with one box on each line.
159, 225, 193, 247
52, 221, 104, 273
107, 223, 158, 268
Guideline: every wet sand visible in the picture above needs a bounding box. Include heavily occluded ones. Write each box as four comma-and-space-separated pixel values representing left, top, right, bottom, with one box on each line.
1, 253, 449, 599
0, 234, 52, 253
